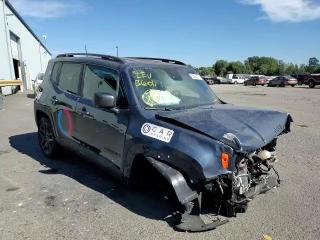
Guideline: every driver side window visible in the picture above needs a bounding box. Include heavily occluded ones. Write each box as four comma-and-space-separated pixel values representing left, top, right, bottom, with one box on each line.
82, 65, 119, 102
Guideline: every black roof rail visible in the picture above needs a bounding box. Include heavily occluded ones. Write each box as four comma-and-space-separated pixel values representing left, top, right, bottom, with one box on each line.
56, 53, 125, 63
127, 57, 186, 66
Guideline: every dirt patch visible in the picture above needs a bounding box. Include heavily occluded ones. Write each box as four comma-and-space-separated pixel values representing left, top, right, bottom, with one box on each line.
6, 187, 20, 192
297, 124, 308, 128
0, 150, 11, 155
44, 195, 56, 207
243, 93, 267, 96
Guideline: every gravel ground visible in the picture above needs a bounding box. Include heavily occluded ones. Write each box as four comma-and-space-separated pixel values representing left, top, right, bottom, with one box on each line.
0, 85, 319, 240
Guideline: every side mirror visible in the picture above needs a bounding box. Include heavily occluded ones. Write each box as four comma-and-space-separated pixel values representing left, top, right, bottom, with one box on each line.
94, 92, 115, 108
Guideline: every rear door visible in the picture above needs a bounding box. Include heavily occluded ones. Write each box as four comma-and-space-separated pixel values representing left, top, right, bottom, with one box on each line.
51, 62, 83, 144
74, 64, 129, 168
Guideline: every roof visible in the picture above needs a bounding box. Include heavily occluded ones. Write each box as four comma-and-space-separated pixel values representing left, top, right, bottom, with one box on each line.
56, 53, 187, 67
5, 0, 51, 55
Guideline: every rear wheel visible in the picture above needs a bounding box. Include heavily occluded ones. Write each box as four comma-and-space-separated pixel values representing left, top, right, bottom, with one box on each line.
38, 117, 59, 157
291, 84, 296, 87
309, 80, 315, 88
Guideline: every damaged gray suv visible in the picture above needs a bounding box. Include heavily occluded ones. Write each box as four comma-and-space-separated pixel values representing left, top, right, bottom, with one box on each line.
34, 53, 292, 232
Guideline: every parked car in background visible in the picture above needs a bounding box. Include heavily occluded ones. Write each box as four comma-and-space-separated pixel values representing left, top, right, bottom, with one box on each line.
268, 75, 298, 87
215, 76, 231, 84
32, 73, 44, 95
292, 74, 307, 85
202, 76, 214, 85
244, 76, 268, 86
305, 74, 320, 88
265, 76, 276, 83
231, 75, 246, 84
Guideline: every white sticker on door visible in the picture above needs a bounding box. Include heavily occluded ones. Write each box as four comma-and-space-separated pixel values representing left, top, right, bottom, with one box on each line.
141, 123, 174, 143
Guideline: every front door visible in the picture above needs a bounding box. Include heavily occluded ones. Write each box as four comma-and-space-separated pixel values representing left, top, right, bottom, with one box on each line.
74, 64, 128, 168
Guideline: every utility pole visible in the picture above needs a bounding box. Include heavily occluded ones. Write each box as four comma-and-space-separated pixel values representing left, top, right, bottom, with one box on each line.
116, 46, 119, 57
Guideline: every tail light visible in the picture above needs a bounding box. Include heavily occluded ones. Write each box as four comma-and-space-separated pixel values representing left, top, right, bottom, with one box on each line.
220, 152, 230, 169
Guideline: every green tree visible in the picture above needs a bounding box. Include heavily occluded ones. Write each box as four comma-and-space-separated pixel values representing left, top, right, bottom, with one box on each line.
214, 60, 229, 76
309, 57, 319, 67
278, 60, 286, 75
244, 60, 253, 74
226, 61, 246, 74
198, 67, 215, 76
285, 64, 298, 75
246, 56, 261, 74
298, 64, 306, 73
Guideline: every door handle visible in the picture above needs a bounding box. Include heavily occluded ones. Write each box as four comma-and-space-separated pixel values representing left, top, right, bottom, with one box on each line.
51, 96, 59, 105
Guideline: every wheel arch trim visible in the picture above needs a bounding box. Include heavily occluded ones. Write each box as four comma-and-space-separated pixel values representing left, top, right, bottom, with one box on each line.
145, 157, 198, 204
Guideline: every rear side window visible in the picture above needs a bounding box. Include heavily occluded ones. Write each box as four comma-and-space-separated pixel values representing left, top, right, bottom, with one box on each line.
82, 65, 119, 102
59, 63, 82, 94
51, 62, 62, 84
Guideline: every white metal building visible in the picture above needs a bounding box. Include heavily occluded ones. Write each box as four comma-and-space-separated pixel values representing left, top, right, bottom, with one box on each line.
0, 0, 51, 95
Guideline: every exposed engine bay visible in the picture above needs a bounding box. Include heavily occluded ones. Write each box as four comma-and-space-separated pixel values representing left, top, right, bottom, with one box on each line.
175, 139, 281, 232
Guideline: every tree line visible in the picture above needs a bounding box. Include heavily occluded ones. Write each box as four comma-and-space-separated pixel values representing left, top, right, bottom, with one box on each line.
197, 57, 320, 77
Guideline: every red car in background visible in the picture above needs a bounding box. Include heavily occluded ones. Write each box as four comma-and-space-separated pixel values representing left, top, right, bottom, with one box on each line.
244, 76, 268, 86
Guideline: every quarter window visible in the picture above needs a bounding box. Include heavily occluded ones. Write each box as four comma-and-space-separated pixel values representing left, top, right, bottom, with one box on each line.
82, 65, 119, 102
51, 62, 62, 84
59, 63, 82, 94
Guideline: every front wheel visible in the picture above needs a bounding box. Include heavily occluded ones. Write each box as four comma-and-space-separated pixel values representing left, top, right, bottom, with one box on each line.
38, 117, 60, 157
309, 81, 315, 88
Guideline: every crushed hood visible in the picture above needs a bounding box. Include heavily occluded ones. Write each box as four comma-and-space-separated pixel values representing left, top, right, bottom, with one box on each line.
156, 104, 292, 151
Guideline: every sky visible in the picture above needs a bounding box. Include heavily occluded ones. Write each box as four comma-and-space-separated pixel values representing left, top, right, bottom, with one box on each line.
8, 0, 320, 67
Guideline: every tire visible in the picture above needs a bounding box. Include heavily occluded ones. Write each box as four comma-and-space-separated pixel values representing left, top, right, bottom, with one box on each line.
280, 83, 285, 87
309, 81, 315, 88
291, 84, 296, 87
244, 82, 247, 86
267, 83, 272, 87
261, 84, 265, 86
298, 80, 303, 86
38, 117, 60, 158
253, 82, 256, 86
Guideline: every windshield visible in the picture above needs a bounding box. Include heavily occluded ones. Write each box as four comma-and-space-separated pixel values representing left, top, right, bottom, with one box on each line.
129, 66, 219, 110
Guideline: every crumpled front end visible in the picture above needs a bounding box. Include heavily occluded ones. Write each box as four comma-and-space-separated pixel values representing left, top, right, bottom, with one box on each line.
175, 138, 284, 232
149, 105, 293, 232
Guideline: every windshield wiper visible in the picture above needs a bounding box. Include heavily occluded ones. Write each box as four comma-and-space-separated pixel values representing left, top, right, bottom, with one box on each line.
144, 107, 173, 111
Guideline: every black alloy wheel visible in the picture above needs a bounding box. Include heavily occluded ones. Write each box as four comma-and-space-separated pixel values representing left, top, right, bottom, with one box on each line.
38, 117, 59, 157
